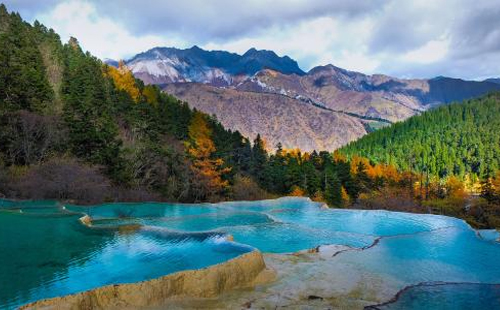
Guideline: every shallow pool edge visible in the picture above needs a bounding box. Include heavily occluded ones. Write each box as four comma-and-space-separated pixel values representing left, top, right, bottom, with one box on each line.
20, 250, 273, 309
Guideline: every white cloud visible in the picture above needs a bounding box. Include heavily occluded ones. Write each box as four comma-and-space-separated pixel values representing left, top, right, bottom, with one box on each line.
4, 0, 496, 79
36, 1, 188, 60
204, 16, 379, 73
401, 39, 450, 64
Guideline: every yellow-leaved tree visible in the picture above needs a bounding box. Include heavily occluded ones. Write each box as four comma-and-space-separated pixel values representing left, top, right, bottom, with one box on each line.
104, 61, 140, 102
493, 171, 500, 195
186, 112, 231, 200
445, 176, 467, 200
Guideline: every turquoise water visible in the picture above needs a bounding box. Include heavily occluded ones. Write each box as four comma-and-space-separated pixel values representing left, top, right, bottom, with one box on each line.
477, 229, 500, 242
1, 197, 500, 309
369, 283, 500, 310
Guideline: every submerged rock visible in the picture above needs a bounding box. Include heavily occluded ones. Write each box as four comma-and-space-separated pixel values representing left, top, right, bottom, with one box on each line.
118, 224, 143, 234
78, 215, 92, 226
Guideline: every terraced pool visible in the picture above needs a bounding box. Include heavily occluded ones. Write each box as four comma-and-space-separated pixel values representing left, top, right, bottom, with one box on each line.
1, 197, 499, 309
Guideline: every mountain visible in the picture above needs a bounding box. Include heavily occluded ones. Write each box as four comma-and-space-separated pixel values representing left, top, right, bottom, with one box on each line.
235, 66, 420, 122
103, 58, 119, 67
126, 46, 304, 85
164, 83, 368, 151
123, 46, 500, 151
485, 78, 500, 85
236, 65, 500, 122
340, 93, 500, 179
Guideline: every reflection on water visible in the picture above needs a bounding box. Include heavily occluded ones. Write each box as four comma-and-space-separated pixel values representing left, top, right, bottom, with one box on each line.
1, 197, 500, 309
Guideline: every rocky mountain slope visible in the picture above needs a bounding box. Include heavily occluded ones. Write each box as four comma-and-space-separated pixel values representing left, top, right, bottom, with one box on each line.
124, 46, 304, 85
164, 83, 368, 151
120, 46, 500, 151
235, 66, 500, 122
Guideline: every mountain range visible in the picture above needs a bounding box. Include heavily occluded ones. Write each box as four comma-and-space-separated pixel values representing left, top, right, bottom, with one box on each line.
108, 46, 500, 151
125, 46, 304, 85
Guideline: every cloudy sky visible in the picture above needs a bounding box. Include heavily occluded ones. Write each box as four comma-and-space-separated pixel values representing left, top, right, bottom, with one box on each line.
4, 0, 500, 80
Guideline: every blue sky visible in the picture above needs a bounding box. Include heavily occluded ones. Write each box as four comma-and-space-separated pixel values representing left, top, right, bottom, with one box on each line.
4, 0, 500, 80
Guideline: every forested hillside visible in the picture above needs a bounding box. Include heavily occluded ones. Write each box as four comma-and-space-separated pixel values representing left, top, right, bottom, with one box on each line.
338, 93, 500, 228
1, 4, 500, 229
340, 93, 500, 179
0, 4, 254, 203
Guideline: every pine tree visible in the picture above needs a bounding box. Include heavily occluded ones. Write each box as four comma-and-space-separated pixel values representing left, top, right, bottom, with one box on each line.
0, 10, 53, 112
261, 144, 287, 193
62, 38, 125, 181
251, 134, 268, 183
302, 160, 320, 195
324, 164, 342, 207
285, 155, 302, 190
355, 161, 371, 193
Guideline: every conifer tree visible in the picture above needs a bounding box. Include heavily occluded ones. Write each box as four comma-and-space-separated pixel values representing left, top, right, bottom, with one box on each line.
0, 9, 53, 112
251, 134, 268, 183
62, 38, 125, 181
324, 163, 342, 207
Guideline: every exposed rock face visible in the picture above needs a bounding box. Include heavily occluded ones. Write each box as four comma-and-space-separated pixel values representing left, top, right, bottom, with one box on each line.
164, 83, 368, 152
21, 251, 271, 310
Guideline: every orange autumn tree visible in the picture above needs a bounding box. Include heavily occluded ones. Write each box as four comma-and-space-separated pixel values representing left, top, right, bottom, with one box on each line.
186, 112, 231, 200
289, 186, 306, 197
445, 176, 467, 200
341, 186, 350, 205
380, 164, 401, 184
333, 151, 347, 163
349, 155, 372, 175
